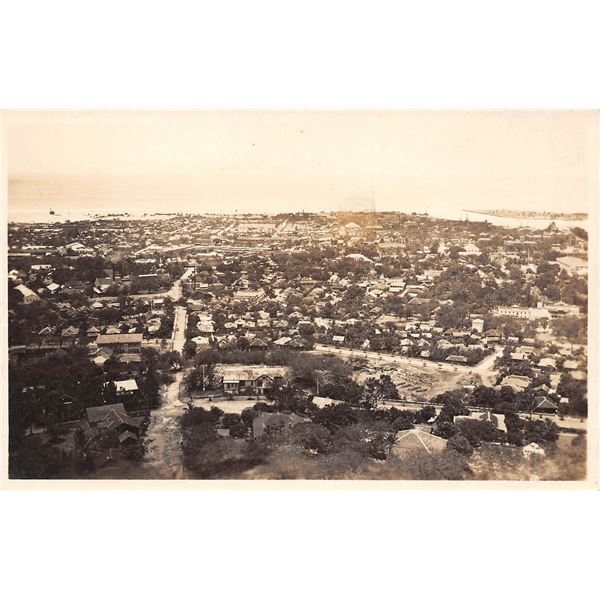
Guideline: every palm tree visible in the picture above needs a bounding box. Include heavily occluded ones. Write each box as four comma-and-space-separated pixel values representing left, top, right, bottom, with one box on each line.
384, 430, 398, 457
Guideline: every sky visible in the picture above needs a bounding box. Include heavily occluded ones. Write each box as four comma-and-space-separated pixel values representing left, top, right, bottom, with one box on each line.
4, 111, 598, 214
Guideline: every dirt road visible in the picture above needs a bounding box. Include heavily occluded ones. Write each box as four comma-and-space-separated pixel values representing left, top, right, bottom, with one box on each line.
137, 371, 187, 478
311, 344, 503, 386
171, 306, 188, 354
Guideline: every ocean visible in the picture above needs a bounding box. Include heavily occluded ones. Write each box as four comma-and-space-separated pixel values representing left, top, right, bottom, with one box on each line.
7, 176, 588, 230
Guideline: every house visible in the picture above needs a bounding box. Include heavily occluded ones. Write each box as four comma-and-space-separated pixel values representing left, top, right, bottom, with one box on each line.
535, 397, 558, 414
388, 278, 405, 293
556, 256, 587, 276
118, 431, 139, 445
115, 379, 139, 396
136, 273, 159, 284
249, 338, 269, 349
14, 284, 41, 304
197, 322, 215, 334
85, 403, 129, 424
63, 281, 89, 294
216, 365, 287, 395
500, 375, 532, 393
65, 241, 90, 254
252, 412, 308, 438
471, 318, 484, 333
61, 325, 80, 338
545, 302, 580, 317
233, 289, 266, 301
81, 403, 144, 450
96, 333, 143, 355
311, 396, 343, 408
446, 355, 468, 364
538, 357, 556, 370
393, 428, 447, 456
455, 411, 507, 433
94, 276, 116, 289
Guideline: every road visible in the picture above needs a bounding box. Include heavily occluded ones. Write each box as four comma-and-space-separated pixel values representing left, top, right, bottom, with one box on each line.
165, 267, 194, 301
471, 346, 504, 386
171, 305, 188, 354
100, 266, 194, 302
137, 370, 187, 478
312, 343, 503, 383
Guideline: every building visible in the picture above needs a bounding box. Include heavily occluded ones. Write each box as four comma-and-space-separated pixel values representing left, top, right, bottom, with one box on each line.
496, 305, 530, 319
14, 284, 41, 304
252, 412, 308, 438
455, 411, 507, 433
471, 318, 484, 333
311, 396, 344, 408
534, 397, 558, 414
393, 428, 447, 457
388, 278, 405, 293
556, 256, 588, 276
85, 403, 129, 424
545, 302, 580, 317
500, 375, 532, 393
233, 289, 266, 302
446, 355, 468, 364
115, 379, 139, 396
96, 333, 143, 355
495, 305, 552, 321
216, 366, 287, 395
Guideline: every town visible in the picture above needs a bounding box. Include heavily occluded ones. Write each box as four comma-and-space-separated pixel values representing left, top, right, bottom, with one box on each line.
7, 210, 589, 480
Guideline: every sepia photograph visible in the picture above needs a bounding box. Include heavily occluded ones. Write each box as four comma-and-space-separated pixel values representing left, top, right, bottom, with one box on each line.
1, 110, 597, 485
3, 5, 600, 600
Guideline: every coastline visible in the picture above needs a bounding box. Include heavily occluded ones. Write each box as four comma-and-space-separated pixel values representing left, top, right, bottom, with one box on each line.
464, 209, 587, 221
6, 205, 589, 232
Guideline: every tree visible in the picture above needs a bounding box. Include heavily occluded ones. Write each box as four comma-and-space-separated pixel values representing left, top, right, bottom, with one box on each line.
557, 374, 587, 417
182, 339, 197, 359
143, 370, 161, 408
433, 420, 457, 439
319, 378, 363, 405
291, 354, 352, 387
470, 385, 500, 409
222, 413, 241, 428
291, 422, 332, 454
241, 407, 258, 429
266, 383, 311, 413
455, 419, 500, 447
229, 422, 248, 439
447, 434, 473, 455
414, 405, 436, 424
313, 403, 358, 430
362, 375, 400, 409
552, 316, 586, 341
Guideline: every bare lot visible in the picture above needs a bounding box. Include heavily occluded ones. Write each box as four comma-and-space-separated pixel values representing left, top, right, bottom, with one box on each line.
353, 363, 466, 400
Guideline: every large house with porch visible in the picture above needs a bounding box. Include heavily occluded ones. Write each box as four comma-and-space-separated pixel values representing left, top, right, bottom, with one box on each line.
215, 365, 288, 395
96, 333, 143, 355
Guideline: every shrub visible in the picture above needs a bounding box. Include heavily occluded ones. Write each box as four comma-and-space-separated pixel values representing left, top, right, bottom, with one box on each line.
447, 434, 473, 455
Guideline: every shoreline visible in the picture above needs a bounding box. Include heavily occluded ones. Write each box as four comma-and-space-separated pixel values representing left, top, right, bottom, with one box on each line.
7, 207, 589, 232
465, 209, 587, 221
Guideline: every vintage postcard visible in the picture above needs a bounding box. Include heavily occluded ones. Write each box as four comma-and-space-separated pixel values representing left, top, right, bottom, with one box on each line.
1, 111, 597, 488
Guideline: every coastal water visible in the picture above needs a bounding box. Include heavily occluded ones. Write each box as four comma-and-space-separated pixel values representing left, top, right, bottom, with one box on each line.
7, 205, 588, 232
7, 208, 179, 224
